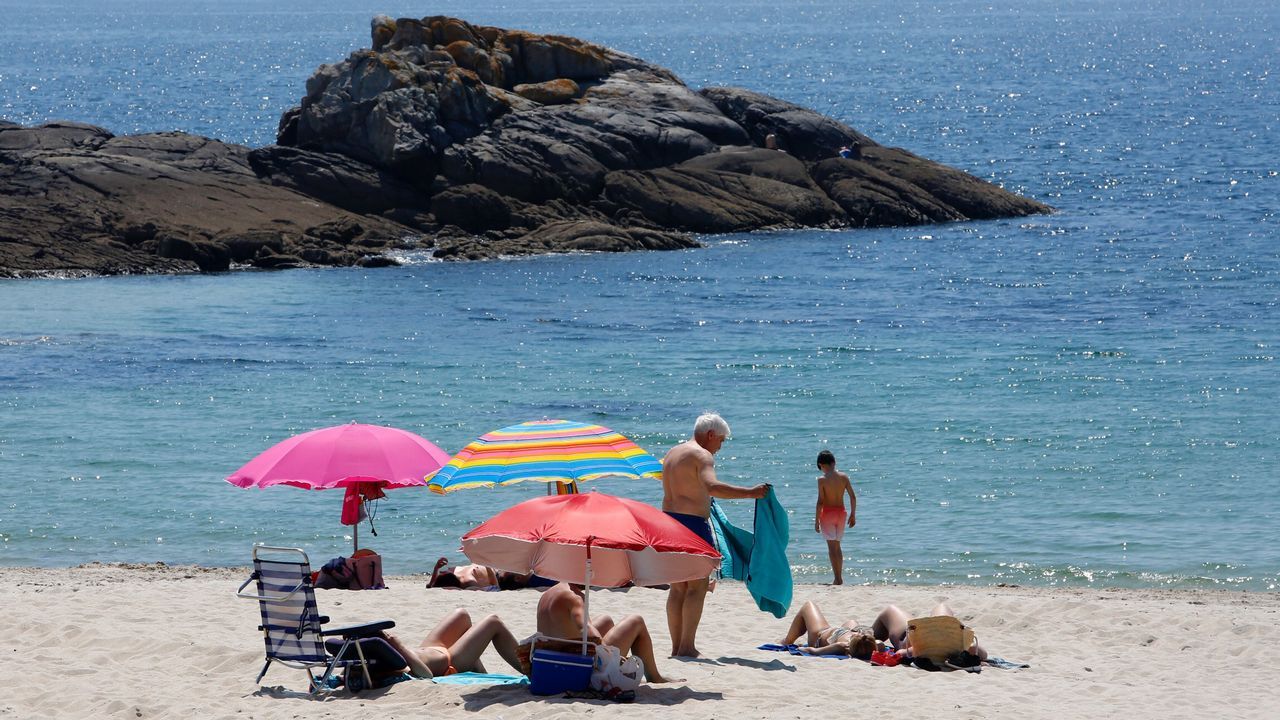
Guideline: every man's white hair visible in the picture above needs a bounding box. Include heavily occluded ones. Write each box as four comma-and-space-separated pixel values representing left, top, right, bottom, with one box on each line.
693, 413, 731, 440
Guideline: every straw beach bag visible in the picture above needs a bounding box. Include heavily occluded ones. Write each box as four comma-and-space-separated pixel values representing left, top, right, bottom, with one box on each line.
905, 616, 975, 663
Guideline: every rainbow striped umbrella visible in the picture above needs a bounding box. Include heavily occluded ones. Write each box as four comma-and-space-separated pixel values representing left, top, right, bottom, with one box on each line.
426, 419, 662, 495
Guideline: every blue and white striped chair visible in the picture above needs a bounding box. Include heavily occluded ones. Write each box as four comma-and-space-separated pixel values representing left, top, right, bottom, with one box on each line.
236, 546, 398, 693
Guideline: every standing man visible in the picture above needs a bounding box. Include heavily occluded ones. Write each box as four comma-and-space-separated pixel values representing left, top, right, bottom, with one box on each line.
661, 413, 768, 657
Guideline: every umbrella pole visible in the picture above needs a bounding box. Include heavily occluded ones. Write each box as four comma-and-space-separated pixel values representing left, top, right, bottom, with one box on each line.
353, 521, 359, 554
582, 537, 593, 653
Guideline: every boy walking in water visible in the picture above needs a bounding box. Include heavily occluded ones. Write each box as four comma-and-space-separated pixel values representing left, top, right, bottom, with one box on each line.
814, 450, 856, 585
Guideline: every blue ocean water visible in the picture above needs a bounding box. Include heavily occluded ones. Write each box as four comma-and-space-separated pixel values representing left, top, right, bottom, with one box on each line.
1, 0, 1277, 589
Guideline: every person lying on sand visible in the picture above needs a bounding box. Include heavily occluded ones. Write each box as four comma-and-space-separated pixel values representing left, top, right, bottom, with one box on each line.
779, 599, 882, 659
425, 559, 480, 588
426, 557, 498, 589
426, 557, 556, 590
779, 600, 986, 662
378, 608, 525, 679
535, 581, 679, 683
874, 602, 987, 664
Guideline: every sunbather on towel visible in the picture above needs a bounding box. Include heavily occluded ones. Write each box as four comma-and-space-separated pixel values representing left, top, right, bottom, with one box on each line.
874, 602, 988, 663
778, 600, 882, 659
779, 600, 986, 662
535, 581, 678, 683
379, 608, 525, 679
426, 557, 500, 589
426, 557, 547, 590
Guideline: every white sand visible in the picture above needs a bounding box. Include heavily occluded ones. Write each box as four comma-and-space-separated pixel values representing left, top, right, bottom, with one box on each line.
2, 564, 1275, 719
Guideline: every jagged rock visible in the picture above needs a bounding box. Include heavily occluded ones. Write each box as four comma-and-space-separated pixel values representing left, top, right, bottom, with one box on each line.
0, 121, 113, 153
251, 253, 307, 270
523, 221, 695, 253
248, 145, 426, 214
156, 235, 231, 272
434, 220, 695, 260
430, 184, 513, 232
807, 146, 1050, 226
304, 217, 366, 245
679, 146, 826, 189
513, 78, 580, 105
604, 164, 846, 233
815, 147, 1050, 221
276, 15, 1045, 242
2, 16, 1052, 277
0, 124, 416, 277
699, 86, 875, 161
381, 207, 436, 231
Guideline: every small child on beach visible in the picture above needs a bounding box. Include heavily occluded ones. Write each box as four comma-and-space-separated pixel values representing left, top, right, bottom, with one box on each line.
814, 450, 856, 585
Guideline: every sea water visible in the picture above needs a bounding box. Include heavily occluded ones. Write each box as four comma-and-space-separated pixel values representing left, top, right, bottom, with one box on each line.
1, 0, 1277, 589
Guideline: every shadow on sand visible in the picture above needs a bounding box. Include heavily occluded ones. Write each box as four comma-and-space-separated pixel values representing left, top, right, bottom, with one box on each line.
713, 655, 797, 672
462, 684, 723, 711
252, 683, 402, 702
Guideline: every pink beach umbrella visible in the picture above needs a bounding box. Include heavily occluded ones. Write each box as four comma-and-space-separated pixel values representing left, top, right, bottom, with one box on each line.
227, 422, 451, 552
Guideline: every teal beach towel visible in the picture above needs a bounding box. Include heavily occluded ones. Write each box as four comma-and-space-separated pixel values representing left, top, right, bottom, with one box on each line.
709, 487, 792, 618
433, 672, 529, 686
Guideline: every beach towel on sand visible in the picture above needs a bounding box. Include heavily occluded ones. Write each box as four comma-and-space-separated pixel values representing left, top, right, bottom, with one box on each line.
758, 644, 1029, 671
432, 672, 529, 686
757, 643, 850, 659
709, 486, 792, 618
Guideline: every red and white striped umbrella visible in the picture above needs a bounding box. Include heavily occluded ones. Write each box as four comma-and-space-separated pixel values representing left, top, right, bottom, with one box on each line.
461, 491, 720, 588
462, 491, 721, 648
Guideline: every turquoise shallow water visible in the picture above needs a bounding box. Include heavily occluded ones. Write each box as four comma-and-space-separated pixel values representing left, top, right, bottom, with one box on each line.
2, 0, 1278, 589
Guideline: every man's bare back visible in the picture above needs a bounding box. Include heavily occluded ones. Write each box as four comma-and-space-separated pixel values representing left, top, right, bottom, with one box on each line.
536, 582, 598, 642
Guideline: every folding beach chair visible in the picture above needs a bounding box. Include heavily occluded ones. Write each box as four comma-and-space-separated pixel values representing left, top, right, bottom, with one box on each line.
236, 545, 398, 693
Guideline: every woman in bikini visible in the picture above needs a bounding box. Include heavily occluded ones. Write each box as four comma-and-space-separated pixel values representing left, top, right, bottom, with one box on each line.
426, 557, 500, 589
779, 600, 880, 659
379, 608, 525, 679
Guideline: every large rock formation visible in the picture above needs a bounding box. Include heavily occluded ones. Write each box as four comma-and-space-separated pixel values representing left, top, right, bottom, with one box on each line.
0, 121, 428, 275
1, 16, 1049, 277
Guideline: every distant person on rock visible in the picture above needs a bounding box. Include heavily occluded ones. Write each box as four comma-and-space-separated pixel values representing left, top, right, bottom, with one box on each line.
765, 133, 781, 151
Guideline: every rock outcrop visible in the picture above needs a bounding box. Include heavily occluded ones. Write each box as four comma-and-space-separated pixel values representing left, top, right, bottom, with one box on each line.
0, 122, 424, 276
2, 16, 1050, 277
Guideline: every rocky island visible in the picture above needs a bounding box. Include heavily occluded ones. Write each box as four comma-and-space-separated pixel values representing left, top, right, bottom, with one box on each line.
1, 16, 1051, 277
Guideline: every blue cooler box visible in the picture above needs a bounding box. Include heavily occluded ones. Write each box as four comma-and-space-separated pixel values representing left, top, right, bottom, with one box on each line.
529, 648, 593, 695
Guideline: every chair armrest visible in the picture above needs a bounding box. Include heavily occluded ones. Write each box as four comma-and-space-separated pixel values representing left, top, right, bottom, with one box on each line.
320, 620, 396, 638
236, 573, 308, 602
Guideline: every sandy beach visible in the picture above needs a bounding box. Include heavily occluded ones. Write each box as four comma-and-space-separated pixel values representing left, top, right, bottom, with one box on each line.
2, 564, 1275, 720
